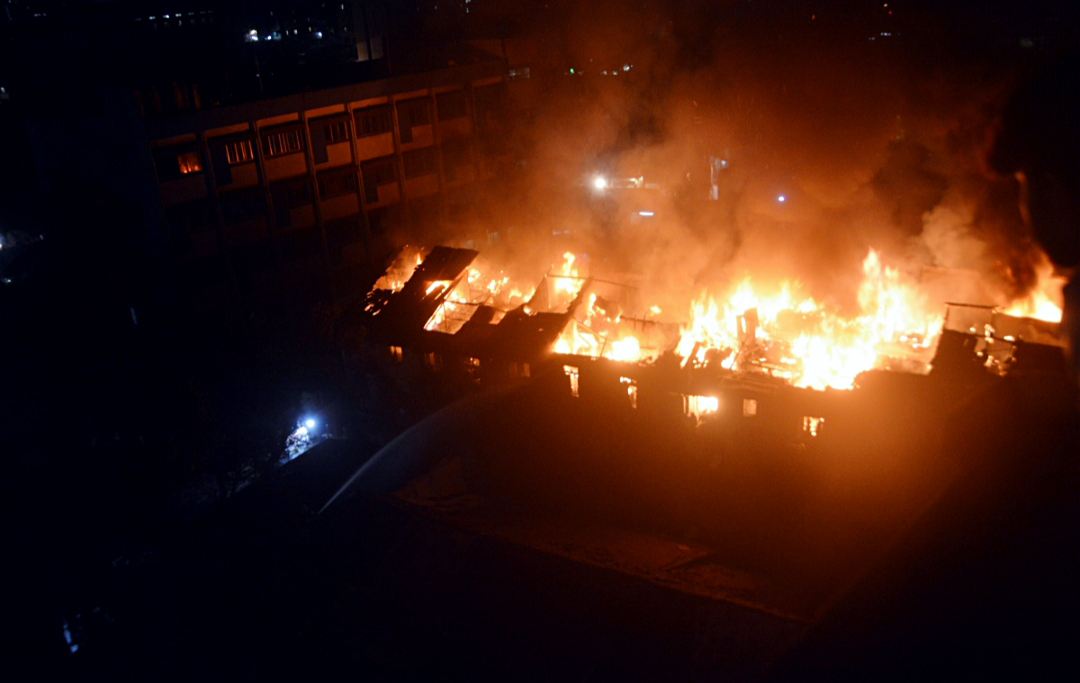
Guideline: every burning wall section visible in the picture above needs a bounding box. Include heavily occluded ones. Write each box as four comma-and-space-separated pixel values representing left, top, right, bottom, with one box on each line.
360, 244, 1064, 395
351, 244, 1072, 576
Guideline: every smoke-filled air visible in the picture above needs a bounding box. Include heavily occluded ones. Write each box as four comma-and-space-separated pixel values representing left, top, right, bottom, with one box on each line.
392, 1, 1065, 390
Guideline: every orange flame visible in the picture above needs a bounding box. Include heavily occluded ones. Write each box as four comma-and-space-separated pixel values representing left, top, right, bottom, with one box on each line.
1001, 256, 1065, 323
674, 249, 942, 389
401, 246, 1067, 391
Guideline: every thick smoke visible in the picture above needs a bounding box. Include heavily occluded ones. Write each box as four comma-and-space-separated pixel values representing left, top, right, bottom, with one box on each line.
443, 2, 1053, 318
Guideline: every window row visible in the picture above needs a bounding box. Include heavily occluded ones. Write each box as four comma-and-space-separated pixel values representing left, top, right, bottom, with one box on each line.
160, 96, 491, 182
262, 127, 303, 158
160, 130, 475, 186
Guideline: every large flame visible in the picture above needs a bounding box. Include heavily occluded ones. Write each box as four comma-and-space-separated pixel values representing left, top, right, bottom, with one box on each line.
374, 246, 426, 293
1001, 256, 1065, 323
673, 250, 942, 389
411, 245, 1061, 391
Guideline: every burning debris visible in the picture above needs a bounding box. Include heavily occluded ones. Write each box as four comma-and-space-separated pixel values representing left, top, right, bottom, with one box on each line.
359, 244, 1065, 396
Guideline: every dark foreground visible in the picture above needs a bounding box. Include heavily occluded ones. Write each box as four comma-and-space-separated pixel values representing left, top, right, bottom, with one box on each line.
8, 329, 1076, 682
18, 373, 1079, 682
29, 439, 806, 681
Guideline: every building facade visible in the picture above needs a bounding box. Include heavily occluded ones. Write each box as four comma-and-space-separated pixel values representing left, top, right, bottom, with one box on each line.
142, 59, 509, 307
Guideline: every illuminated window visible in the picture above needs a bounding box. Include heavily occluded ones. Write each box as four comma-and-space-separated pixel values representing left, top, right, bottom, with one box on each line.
564, 365, 580, 397
742, 398, 757, 417
225, 139, 254, 164
154, 145, 202, 181
262, 128, 302, 157
389, 346, 403, 362
621, 377, 638, 409
684, 395, 719, 422
354, 105, 393, 137
178, 151, 202, 174
324, 119, 350, 143
803, 416, 824, 438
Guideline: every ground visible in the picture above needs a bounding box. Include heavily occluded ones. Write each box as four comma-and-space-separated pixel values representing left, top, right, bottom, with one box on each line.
43, 439, 810, 681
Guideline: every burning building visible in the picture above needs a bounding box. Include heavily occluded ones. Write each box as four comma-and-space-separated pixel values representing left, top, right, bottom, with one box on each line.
333, 237, 1073, 622
359, 242, 1065, 390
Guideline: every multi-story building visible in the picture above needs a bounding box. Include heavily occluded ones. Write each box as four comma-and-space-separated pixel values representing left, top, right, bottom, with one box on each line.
145, 58, 510, 306
4, 1, 512, 309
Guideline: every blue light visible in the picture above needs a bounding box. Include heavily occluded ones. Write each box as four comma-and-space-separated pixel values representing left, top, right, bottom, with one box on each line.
305, 418, 316, 429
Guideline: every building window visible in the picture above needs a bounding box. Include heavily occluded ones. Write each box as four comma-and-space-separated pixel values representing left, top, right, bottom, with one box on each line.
803, 416, 824, 437
621, 377, 638, 409
178, 151, 203, 174
436, 90, 469, 121
286, 182, 311, 207
402, 147, 436, 179
442, 138, 472, 181
168, 201, 216, 234
362, 157, 397, 203
225, 139, 254, 164
273, 179, 312, 209
474, 82, 507, 129
397, 98, 431, 128
153, 145, 203, 181
397, 98, 431, 143
563, 365, 580, 398
324, 119, 350, 143
220, 190, 267, 224
325, 216, 363, 256
317, 168, 358, 199
262, 128, 303, 157
354, 105, 393, 137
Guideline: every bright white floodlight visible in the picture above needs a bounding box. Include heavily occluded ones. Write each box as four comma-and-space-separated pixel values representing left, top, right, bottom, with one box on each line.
592, 175, 608, 191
